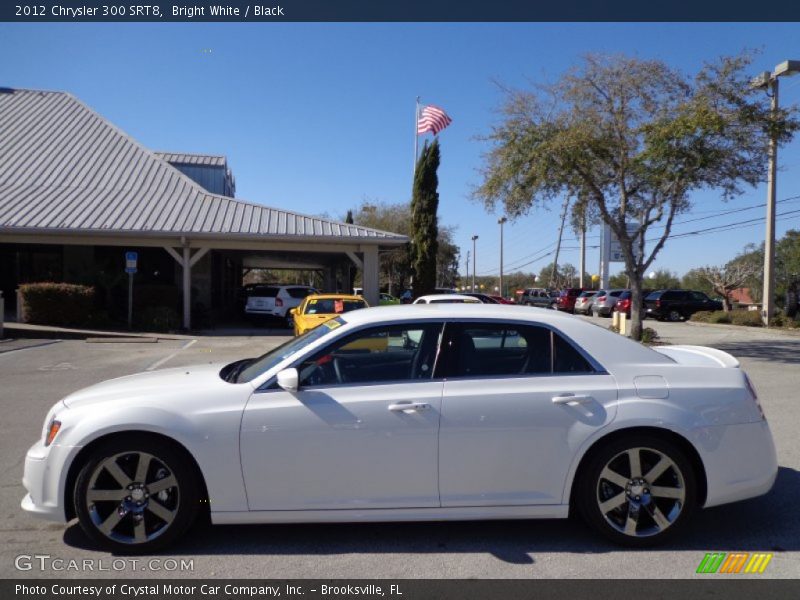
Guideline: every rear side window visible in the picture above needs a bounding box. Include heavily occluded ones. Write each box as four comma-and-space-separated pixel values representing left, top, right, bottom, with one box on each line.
449, 324, 551, 377
446, 323, 596, 378
287, 287, 315, 299
250, 286, 279, 298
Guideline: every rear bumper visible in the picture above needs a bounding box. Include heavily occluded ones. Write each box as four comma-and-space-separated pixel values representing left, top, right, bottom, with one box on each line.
698, 420, 777, 508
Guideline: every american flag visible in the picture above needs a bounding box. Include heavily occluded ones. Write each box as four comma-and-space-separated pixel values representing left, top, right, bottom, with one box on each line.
417, 104, 452, 135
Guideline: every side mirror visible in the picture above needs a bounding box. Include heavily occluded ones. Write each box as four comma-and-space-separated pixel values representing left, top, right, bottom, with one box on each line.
289, 308, 296, 315
276, 368, 299, 392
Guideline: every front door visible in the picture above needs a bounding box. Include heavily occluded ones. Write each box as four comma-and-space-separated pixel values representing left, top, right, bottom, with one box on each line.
240, 321, 445, 511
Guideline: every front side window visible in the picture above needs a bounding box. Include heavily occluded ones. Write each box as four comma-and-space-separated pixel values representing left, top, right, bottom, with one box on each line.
690, 291, 709, 302
296, 322, 444, 387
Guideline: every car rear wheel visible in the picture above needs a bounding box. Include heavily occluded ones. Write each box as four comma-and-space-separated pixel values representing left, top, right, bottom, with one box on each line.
74, 437, 200, 554
667, 309, 684, 322
576, 435, 697, 547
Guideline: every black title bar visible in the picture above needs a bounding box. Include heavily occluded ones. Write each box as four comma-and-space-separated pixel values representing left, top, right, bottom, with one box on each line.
6, 579, 800, 600
2, 0, 800, 22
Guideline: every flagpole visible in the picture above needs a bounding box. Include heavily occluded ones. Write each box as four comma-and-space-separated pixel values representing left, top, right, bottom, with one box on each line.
413, 96, 420, 178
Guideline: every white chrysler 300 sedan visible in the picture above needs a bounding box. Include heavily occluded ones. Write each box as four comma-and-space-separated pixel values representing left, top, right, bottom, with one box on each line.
22, 304, 777, 553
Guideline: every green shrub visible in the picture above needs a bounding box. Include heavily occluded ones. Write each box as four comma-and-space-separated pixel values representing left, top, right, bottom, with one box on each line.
135, 306, 180, 332
19, 282, 96, 326
640, 327, 660, 344
691, 310, 731, 324
690, 311, 712, 323
729, 310, 763, 327
709, 311, 732, 324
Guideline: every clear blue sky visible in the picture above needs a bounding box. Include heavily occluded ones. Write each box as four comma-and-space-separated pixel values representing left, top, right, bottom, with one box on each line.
2, 23, 800, 280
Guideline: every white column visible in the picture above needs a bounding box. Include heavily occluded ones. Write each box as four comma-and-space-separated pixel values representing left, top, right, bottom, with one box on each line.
182, 246, 191, 330
362, 246, 379, 307
164, 246, 209, 330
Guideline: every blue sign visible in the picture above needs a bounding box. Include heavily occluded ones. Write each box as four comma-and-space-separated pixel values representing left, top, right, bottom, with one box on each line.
125, 251, 138, 274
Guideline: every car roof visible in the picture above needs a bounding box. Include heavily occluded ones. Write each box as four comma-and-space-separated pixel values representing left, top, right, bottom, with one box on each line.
334, 303, 672, 369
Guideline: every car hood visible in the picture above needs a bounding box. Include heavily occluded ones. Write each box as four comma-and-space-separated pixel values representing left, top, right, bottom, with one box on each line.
62, 362, 233, 409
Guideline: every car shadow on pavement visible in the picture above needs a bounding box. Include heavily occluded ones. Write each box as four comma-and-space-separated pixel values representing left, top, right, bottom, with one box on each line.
713, 340, 800, 365
62, 467, 800, 561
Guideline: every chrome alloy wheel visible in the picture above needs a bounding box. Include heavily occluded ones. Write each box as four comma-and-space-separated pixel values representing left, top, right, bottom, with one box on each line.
85, 451, 179, 544
596, 447, 686, 538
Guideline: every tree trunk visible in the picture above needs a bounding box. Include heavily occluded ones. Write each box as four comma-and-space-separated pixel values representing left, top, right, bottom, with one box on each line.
629, 276, 644, 341
722, 294, 732, 312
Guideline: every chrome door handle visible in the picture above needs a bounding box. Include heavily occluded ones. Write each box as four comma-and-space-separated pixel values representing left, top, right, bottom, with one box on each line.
388, 402, 431, 412
552, 394, 592, 405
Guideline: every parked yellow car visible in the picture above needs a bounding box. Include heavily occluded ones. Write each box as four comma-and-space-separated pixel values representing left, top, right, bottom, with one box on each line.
291, 294, 369, 336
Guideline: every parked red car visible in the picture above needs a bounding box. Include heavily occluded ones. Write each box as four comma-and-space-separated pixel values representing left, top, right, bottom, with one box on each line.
490, 295, 515, 305
555, 288, 585, 313
613, 289, 654, 317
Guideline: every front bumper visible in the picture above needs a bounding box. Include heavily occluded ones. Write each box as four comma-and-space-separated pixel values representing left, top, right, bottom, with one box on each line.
697, 420, 778, 508
20, 440, 78, 523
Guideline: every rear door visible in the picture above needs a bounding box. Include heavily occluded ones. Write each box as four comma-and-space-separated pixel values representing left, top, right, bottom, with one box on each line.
437, 321, 617, 506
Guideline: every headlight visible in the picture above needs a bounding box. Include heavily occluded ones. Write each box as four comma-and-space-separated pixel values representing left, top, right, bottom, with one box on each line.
44, 419, 61, 446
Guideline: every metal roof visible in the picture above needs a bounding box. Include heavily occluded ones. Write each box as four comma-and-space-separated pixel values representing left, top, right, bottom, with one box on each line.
0, 89, 406, 244
154, 152, 228, 167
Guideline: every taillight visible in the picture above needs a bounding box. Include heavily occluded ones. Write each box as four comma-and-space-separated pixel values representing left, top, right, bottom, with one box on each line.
743, 373, 765, 420
275, 298, 283, 307
655, 299, 661, 307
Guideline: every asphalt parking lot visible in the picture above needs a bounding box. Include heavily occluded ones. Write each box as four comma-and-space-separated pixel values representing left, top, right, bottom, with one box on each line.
1, 317, 799, 579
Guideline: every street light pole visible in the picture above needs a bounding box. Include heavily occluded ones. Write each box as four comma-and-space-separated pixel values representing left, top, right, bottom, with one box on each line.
498, 217, 507, 298
764, 77, 779, 327
752, 60, 800, 326
471, 235, 479, 292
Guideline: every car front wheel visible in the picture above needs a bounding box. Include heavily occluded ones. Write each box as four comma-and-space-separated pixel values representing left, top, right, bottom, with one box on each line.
576, 435, 697, 547
74, 437, 200, 554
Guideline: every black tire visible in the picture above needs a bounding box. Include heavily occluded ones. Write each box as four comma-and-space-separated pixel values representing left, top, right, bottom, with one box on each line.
575, 434, 697, 547
74, 436, 200, 554
667, 309, 684, 322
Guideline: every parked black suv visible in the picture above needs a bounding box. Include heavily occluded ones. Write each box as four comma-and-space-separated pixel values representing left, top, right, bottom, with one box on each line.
644, 289, 722, 321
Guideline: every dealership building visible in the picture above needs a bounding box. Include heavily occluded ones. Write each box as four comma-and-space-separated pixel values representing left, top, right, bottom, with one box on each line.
0, 88, 407, 328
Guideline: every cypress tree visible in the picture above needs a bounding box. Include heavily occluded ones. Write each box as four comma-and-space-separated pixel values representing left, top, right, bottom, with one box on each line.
411, 139, 440, 298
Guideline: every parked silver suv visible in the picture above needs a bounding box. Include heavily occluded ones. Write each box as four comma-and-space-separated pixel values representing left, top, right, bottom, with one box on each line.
519, 288, 558, 308
591, 289, 625, 317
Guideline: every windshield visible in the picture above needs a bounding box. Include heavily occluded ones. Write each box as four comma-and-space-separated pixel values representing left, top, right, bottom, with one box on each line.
235, 317, 345, 383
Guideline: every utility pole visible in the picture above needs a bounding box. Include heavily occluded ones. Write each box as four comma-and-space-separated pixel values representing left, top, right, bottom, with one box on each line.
498, 216, 507, 298
471, 235, 479, 292
751, 60, 800, 325
764, 82, 778, 325
579, 211, 586, 289
465, 250, 470, 290
550, 197, 569, 288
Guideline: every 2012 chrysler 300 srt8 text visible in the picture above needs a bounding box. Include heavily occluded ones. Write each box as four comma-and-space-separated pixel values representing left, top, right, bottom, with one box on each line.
22, 305, 777, 553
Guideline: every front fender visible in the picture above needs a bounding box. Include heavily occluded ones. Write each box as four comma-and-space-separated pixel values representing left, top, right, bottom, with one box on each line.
55, 402, 249, 514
